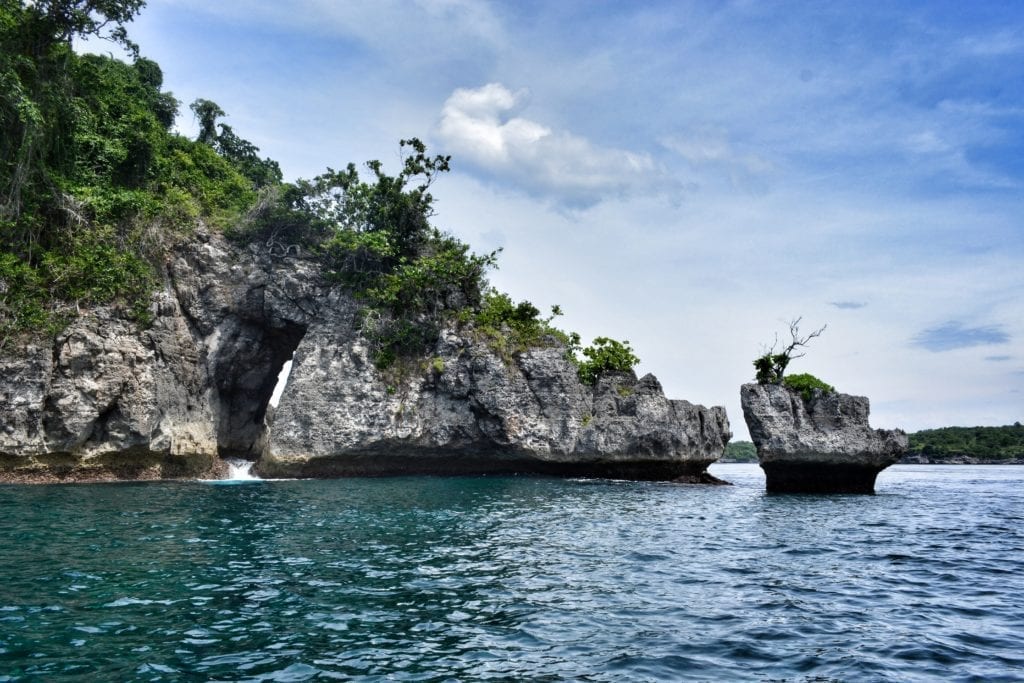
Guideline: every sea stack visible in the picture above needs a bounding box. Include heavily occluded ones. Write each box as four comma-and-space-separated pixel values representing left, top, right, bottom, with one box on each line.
740, 382, 907, 493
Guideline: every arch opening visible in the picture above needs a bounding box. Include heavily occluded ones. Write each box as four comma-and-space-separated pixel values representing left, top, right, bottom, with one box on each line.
213, 320, 306, 460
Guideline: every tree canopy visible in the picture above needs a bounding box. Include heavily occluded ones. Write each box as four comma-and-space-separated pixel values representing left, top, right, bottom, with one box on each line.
908, 423, 1024, 461
0, 0, 643, 387
1, 0, 255, 345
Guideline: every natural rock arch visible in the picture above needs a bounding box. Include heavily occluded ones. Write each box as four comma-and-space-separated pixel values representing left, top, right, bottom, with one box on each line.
0, 232, 731, 482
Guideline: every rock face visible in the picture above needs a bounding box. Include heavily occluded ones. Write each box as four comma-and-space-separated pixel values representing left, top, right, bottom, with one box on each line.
740, 382, 907, 493
265, 333, 730, 480
0, 231, 730, 482
0, 231, 324, 481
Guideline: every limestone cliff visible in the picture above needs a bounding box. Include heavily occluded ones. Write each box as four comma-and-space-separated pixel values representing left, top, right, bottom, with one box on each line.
266, 333, 729, 480
740, 382, 907, 493
0, 232, 730, 482
0, 230, 323, 481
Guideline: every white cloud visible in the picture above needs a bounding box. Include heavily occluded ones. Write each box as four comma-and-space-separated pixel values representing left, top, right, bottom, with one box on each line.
958, 30, 1024, 57
437, 83, 675, 207
438, 84, 550, 164
661, 128, 775, 193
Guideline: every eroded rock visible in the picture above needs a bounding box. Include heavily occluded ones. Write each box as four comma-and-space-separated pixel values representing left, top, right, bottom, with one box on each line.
0, 230, 731, 482
740, 382, 907, 493
264, 334, 731, 480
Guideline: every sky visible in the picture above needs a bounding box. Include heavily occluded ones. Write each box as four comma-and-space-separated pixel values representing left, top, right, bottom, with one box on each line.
94, 0, 1023, 439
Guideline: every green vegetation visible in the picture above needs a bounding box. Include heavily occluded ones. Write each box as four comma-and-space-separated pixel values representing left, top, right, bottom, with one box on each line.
908, 423, 1024, 462
233, 137, 579, 372
188, 98, 281, 190
782, 373, 835, 401
753, 352, 790, 385
232, 133, 636, 380
1, 0, 266, 347
468, 293, 571, 362
753, 318, 831, 398
0, 1, 642, 387
722, 440, 757, 462
576, 337, 640, 385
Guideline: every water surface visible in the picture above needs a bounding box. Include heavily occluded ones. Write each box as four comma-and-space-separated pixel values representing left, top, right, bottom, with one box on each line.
1, 464, 1022, 681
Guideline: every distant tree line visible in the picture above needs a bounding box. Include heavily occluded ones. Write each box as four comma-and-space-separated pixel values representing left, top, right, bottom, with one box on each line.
907, 423, 1024, 461
724, 424, 1024, 464
722, 441, 757, 462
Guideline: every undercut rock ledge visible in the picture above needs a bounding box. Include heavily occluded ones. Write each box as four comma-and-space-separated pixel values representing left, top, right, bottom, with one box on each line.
740, 382, 907, 493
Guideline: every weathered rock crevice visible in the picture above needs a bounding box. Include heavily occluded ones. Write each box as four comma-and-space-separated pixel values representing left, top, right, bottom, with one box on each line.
0, 231, 731, 482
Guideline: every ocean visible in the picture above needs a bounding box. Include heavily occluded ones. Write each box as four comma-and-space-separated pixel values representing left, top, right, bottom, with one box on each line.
1, 464, 1022, 681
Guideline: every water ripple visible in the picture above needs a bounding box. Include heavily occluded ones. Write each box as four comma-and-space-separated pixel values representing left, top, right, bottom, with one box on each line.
1, 465, 1023, 680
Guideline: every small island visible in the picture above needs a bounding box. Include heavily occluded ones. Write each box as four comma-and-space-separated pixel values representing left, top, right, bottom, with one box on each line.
739, 320, 908, 493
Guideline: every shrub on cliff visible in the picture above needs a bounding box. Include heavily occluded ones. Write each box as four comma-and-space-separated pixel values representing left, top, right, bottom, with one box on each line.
576, 337, 640, 385
782, 373, 835, 401
234, 138, 589, 371
467, 293, 578, 362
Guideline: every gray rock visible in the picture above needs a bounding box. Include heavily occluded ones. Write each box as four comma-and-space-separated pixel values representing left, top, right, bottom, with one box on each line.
740, 382, 907, 493
0, 230, 731, 482
0, 301, 220, 481
265, 335, 731, 480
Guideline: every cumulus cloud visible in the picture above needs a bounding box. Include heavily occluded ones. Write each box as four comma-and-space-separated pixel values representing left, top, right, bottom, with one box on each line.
912, 321, 1011, 352
437, 83, 673, 207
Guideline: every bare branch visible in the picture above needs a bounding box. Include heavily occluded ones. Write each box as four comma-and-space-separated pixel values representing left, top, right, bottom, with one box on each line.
781, 316, 826, 360
753, 317, 827, 384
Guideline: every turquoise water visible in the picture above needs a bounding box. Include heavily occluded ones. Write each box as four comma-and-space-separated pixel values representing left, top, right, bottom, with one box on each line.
1, 464, 1023, 681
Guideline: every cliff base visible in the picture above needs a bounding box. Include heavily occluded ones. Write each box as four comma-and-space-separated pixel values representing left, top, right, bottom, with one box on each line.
762, 462, 885, 494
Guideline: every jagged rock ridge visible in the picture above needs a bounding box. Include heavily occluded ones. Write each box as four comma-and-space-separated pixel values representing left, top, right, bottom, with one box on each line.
740, 382, 907, 493
0, 232, 731, 482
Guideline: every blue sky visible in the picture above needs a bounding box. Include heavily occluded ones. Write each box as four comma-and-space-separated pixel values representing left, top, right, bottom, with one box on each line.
97, 0, 1023, 438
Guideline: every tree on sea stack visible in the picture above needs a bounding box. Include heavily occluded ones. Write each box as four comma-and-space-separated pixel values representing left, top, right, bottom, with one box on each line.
742, 317, 907, 493
753, 317, 831, 393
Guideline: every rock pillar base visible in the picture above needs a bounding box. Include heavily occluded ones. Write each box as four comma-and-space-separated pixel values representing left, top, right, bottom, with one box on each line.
761, 462, 884, 494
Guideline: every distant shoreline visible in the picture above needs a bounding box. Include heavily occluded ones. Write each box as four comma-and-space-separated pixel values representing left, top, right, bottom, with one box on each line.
897, 456, 1024, 466
717, 458, 1024, 465
723, 430, 1024, 466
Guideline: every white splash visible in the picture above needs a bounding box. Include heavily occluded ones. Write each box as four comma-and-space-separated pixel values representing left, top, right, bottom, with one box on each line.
225, 459, 260, 481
